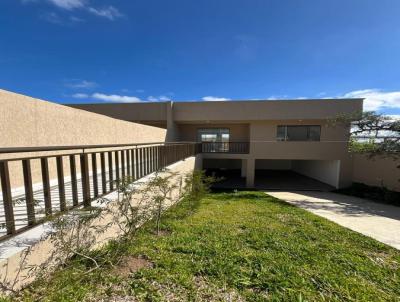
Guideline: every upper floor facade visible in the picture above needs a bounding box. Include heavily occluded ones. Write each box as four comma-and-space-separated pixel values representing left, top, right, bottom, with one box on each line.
70, 98, 363, 161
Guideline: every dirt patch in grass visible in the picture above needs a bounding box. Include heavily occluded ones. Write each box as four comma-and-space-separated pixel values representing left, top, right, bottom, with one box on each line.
152, 229, 171, 236
113, 255, 153, 278
96, 296, 137, 302
365, 251, 400, 270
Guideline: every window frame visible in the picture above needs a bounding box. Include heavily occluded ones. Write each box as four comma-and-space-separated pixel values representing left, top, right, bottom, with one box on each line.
197, 128, 230, 142
276, 125, 321, 141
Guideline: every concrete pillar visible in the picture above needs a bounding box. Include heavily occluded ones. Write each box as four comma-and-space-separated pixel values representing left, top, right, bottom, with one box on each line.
241, 159, 247, 177
246, 158, 255, 188
195, 154, 203, 170
166, 101, 177, 142
338, 156, 353, 189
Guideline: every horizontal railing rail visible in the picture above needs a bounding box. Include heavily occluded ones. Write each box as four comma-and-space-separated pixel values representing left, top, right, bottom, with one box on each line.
0, 142, 201, 240
201, 142, 250, 154
0, 141, 199, 155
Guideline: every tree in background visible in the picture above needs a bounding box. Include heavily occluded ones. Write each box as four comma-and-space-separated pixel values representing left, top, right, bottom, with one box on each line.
332, 111, 400, 203
332, 111, 399, 158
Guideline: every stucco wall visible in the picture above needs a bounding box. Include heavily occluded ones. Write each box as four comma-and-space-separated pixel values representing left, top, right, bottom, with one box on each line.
0, 90, 167, 188
0, 90, 166, 148
249, 120, 349, 142
292, 160, 340, 188
173, 99, 363, 122
352, 154, 400, 191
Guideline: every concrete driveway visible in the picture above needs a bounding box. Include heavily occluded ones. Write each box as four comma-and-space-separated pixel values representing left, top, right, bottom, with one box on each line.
266, 191, 400, 250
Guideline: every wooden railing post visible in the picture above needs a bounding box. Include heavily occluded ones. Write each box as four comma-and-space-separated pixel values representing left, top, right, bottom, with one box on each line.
145, 147, 149, 175
22, 159, 36, 226
80, 153, 91, 208
108, 152, 114, 191
131, 149, 135, 179
139, 148, 144, 178
0, 161, 15, 234
135, 148, 139, 179
115, 151, 120, 186
69, 155, 79, 207
121, 150, 125, 180
100, 152, 107, 194
41, 158, 52, 215
126, 149, 131, 177
91, 153, 98, 198
56, 156, 66, 211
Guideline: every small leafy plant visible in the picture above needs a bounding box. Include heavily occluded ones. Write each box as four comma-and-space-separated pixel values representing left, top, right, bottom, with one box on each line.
145, 170, 179, 235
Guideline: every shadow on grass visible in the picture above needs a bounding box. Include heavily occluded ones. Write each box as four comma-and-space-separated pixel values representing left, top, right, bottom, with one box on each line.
208, 189, 297, 208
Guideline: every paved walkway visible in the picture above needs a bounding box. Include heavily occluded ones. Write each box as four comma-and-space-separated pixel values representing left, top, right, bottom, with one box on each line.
266, 191, 400, 250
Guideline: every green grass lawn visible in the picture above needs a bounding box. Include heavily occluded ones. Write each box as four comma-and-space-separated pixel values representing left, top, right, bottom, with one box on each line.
11, 191, 400, 301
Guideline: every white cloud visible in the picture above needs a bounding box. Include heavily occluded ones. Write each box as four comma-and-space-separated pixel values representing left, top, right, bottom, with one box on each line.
72, 93, 89, 98
71, 91, 178, 103
266, 95, 289, 100
23, 0, 122, 21
264, 89, 400, 112
91, 93, 141, 103
342, 89, 400, 111
72, 92, 141, 102
48, 0, 85, 10
388, 115, 400, 120
87, 6, 122, 20
147, 95, 171, 102
66, 80, 97, 89
202, 96, 230, 102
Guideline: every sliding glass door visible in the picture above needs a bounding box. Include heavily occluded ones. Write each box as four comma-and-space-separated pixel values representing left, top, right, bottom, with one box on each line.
197, 128, 230, 152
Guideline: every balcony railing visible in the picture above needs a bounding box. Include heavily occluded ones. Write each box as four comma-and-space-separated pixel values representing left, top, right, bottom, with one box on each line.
0, 142, 200, 240
201, 142, 250, 154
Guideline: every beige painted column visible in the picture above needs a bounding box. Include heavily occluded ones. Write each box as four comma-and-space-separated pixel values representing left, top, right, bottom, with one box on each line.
246, 158, 255, 188
166, 101, 177, 142
338, 156, 353, 188
241, 159, 247, 177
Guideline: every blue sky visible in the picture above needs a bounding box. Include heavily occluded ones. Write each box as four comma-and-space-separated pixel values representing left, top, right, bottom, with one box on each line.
1, 0, 400, 114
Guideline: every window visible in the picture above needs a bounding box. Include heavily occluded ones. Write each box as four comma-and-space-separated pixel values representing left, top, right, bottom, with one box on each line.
198, 128, 230, 152
277, 125, 321, 141
197, 128, 230, 142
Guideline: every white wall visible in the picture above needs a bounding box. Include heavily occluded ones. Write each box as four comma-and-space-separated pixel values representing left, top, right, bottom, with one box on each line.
292, 160, 340, 188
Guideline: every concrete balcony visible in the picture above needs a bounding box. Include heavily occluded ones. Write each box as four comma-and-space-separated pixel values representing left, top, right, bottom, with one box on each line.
200, 142, 250, 154
200, 141, 350, 160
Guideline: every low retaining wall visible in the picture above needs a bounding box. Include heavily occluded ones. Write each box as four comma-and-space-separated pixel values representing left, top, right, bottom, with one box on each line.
0, 155, 200, 293
352, 154, 400, 192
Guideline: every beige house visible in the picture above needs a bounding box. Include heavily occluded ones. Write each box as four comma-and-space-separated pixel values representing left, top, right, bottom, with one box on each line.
70, 98, 363, 189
